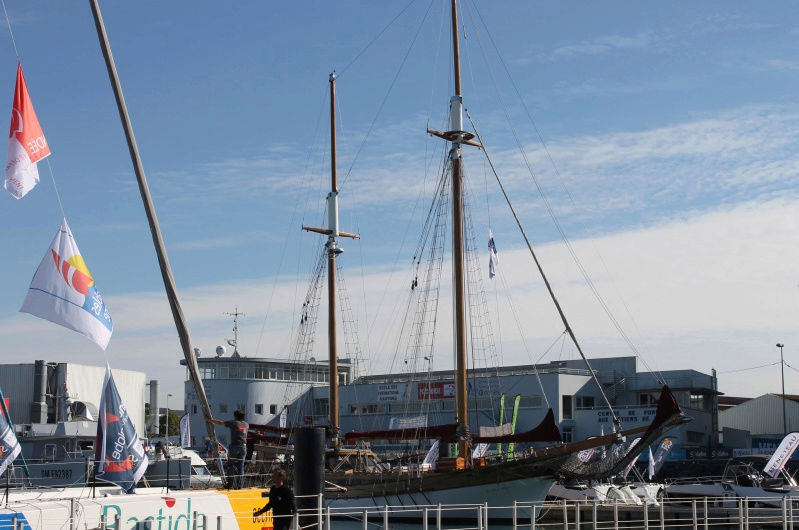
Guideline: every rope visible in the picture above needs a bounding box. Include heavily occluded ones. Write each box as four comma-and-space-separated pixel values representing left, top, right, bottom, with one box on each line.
465, 0, 666, 386
0, 0, 20, 62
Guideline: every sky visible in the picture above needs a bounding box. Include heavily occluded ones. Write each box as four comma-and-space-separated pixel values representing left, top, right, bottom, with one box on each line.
0, 1, 797, 411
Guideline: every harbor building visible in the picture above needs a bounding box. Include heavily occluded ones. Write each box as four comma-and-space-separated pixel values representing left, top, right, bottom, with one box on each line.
180, 353, 353, 447
180, 353, 718, 459
719, 393, 799, 455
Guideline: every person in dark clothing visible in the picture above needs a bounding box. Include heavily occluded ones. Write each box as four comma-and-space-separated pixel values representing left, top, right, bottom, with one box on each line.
208, 410, 249, 489
254, 469, 295, 530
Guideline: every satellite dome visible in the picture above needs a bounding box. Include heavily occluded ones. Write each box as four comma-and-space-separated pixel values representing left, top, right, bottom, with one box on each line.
216, 345, 226, 357
194, 347, 201, 358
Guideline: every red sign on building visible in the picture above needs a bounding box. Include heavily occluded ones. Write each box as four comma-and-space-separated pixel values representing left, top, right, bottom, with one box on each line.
418, 381, 455, 400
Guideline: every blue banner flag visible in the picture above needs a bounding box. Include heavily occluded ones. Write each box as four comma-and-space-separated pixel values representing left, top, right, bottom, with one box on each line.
94, 365, 147, 493
488, 230, 498, 279
0, 395, 21, 477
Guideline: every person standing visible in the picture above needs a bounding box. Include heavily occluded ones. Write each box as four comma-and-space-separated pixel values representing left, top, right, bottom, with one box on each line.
208, 410, 249, 489
254, 469, 295, 530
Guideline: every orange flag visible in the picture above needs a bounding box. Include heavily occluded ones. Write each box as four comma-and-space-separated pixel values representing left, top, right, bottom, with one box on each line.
4, 65, 50, 199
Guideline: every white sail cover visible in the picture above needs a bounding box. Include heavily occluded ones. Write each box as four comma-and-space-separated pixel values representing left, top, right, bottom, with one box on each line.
20, 218, 113, 349
4, 65, 50, 199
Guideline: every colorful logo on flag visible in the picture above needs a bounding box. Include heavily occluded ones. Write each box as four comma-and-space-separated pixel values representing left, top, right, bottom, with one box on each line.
180, 413, 191, 449
20, 218, 113, 349
4, 64, 50, 199
94, 365, 147, 493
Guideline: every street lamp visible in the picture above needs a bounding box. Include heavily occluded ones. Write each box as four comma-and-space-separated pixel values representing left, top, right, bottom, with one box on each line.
166, 393, 173, 439
777, 344, 786, 436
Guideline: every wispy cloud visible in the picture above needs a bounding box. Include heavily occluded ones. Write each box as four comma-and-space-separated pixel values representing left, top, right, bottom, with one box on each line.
766, 59, 799, 71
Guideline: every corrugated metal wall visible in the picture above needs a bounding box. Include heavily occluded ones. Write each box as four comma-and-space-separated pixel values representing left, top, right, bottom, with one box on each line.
66, 364, 146, 432
0, 364, 34, 424
719, 394, 799, 435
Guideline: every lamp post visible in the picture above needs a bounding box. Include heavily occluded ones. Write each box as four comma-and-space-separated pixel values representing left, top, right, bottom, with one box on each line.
777, 344, 786, 436
166, 393, 173, 439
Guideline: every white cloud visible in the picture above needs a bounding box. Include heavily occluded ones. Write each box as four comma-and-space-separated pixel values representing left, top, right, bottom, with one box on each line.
1, 196, 797, 404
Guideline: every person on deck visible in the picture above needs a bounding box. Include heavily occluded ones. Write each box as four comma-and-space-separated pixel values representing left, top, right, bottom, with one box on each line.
207, 410, 248, 489
254, 469, 295, 530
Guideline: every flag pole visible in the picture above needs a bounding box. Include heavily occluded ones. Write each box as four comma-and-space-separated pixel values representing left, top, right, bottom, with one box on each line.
0, 386, 29, 480
87, 0, 222, 460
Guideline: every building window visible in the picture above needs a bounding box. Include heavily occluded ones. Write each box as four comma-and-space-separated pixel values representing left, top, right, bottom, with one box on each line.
562, 395, 573, 420
639, 393, 658, 406
255, 404, 264, 415
690, 394, 704, 409
270, 404, 277, 415
576, 396, 595, 409
687, 430, 704, 444
191, 436, 196, 447
219, 403, 228, 414
562, 427, 573, 443
192, 405, 198, 414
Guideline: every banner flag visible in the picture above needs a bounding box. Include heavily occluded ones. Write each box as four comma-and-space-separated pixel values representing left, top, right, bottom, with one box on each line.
651, 437, 673, 476
647, 447, 655, 480
488, 230, 499, 279
497, 394, 506, 457
506, 394, 521, 459
422, 439, 440, 467
764, 432, 799, 478
180, 413, 191, 448
0, 392, 21, 477
20, 218, 113, 349
94, 365, 147, 493
5, 64, 50, 199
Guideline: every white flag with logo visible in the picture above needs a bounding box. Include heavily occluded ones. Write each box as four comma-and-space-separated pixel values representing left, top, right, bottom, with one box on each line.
4, 65, 50, 199
764, 432, 799, 478
180, 413, 191, 448
20, 218, 113, 349
422, 440, 440, 467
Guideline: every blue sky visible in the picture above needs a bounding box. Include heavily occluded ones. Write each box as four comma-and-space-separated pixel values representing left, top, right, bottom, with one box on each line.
0, 1, 798, 411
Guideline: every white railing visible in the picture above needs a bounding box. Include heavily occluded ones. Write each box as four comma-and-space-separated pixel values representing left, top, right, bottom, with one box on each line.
3, 493, 798, 529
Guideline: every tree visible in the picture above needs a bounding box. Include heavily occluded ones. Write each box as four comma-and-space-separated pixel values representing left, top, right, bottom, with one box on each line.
159, 410, 181, 437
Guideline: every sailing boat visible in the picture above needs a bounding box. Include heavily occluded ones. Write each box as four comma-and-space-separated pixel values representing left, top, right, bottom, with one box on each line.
261, 0, 689, 519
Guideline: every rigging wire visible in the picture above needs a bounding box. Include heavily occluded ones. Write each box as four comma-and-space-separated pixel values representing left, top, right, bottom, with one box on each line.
255, 85, 329, 355
338, 0, 420, 77
338, 0, 436, 192
466, 111, 620, 426
719, 361, 780, 374
0, 0, 20, 62
465, 0, 665, 385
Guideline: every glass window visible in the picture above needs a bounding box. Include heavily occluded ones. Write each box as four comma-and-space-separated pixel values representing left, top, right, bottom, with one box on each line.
255, 404, 263, 415
246, 367, 255, 379
576, 396, 595, 409
562, 395, 573, 420
192, 405, 198, 414
270, 404, 277, 415
219, 366, 229, 379
562, 427, 573, 443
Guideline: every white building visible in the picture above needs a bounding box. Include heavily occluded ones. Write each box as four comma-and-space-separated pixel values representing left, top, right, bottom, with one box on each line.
0, 360, 147, 435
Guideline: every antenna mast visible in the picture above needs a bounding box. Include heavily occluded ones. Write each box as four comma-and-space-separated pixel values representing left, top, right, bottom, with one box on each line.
224, 307, 245, 356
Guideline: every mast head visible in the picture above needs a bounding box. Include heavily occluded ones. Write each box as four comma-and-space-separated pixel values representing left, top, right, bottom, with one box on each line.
330, 71, 337, 82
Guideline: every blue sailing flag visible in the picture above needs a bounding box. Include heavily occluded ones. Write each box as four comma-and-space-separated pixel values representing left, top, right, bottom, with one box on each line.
0, 395, 21, 477
94, 365, 147, 493
488, 230, 498, 279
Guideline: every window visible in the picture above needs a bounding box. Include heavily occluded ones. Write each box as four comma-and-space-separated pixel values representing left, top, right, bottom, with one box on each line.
255, 404, 264, 415
639, 393, 658, 406
687, 430, 704, 444
192, 405, 198, 414
562, 395, 573, 420
519, 396, 542, 408
690, 394, 704, 409
576, 396, 595, 409
562, 427, 573, 443
270, 404, 277, 415
45, 444, 56, 461
191, 436, 196, 447
219, 403, 228, 414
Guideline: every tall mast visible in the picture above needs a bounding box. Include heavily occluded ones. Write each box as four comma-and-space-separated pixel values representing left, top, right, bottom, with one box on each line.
449, 0, 469, 462
426, 0, 484, 462
303, 72, 359, 448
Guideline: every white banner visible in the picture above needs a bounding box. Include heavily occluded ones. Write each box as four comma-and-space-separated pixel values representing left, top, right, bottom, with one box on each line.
479, 422, 512, 437
422, 440, 440, 466
621, 438, 642, 479
764, 432, 799, 478
180, 413, 191, 448
388, 415, 427, 430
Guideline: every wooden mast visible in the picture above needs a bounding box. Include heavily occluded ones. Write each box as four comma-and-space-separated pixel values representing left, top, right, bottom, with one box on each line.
303, 72, 359, 448
449, 0, 470, 463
